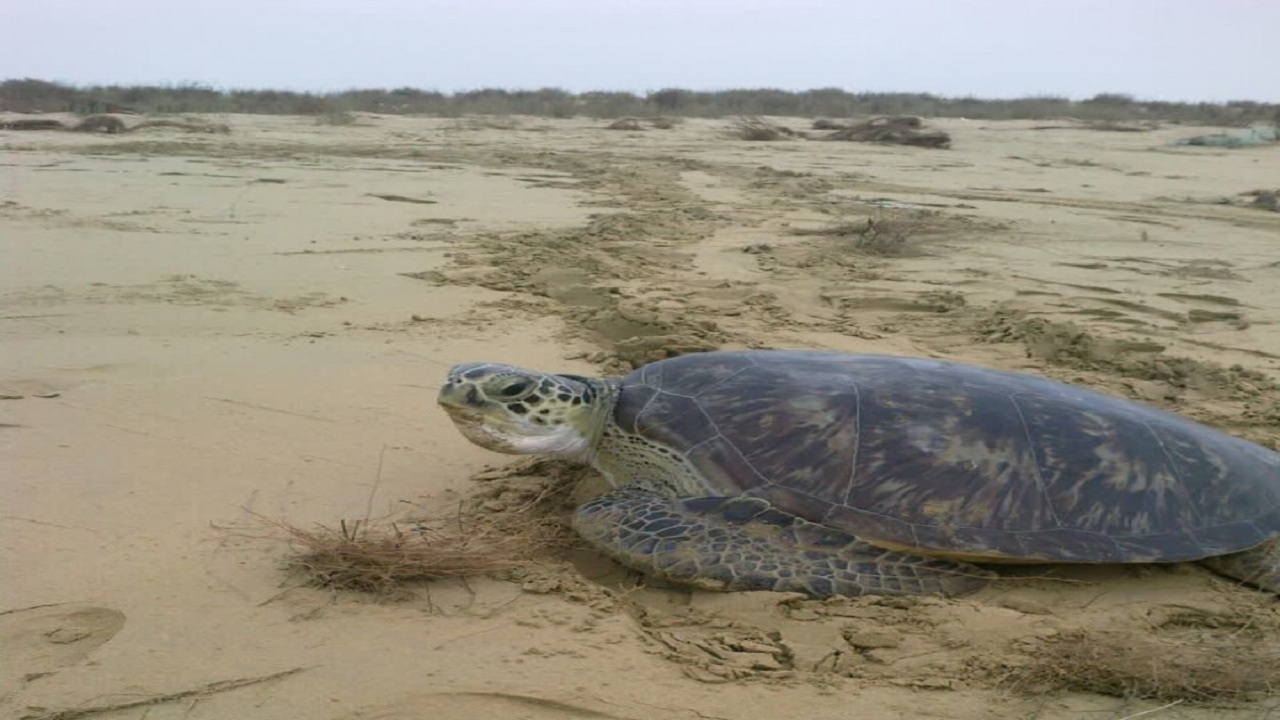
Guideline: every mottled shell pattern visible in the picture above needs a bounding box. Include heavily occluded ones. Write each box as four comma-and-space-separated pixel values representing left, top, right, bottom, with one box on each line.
611, 351, 1280, 563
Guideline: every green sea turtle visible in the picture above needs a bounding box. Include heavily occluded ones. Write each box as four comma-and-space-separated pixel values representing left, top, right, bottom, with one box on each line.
437, 350, 1280, 596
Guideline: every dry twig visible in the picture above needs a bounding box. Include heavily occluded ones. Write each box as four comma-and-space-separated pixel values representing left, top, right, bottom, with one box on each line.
21, 667, 308, 720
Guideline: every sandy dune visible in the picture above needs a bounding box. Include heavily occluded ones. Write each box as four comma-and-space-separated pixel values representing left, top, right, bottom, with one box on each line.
3, 113, 1278, 719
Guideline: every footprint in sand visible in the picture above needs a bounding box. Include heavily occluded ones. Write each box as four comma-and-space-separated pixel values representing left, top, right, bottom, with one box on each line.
0, 603, 126, 692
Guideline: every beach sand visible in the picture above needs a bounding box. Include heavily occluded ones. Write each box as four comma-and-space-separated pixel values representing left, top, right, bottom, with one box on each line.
3, 113, 1278, 719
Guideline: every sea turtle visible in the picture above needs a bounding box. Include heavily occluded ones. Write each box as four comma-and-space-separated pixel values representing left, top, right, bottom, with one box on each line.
437, 350, 1280, 597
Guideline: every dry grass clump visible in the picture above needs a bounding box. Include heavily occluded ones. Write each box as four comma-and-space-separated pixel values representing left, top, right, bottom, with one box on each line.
315, 110, 359, 126
646, 116, 679, 129
792, 212, 940, 255
1004, 628, 1280, 704
728, 116, 798, 141
855, 216, 934, 253
73, 114, 127, 133
821, 115, 950, 148
230, 460, 583, 596
1242, 188, 1278, 211
605, 117, 645, 131
254, 511, 557, 594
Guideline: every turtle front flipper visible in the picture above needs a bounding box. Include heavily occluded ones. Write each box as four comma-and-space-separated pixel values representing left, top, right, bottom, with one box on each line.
1200, 538, 1280, 593
573, 487, 991, 597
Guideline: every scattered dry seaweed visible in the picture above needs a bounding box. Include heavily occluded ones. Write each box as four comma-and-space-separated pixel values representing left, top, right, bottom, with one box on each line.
1242, 188, 1278, 211
1002, 628, 1280, 704
72, 115, 126, 133
606, 118, 645, 131
789, 208, 987, 256
820, 116, 951, 148
728, 116, 798, 141
847, 216, 930, 255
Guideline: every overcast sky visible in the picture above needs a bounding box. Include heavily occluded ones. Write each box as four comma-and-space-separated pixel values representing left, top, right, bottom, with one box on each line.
4, 0, 1276, 102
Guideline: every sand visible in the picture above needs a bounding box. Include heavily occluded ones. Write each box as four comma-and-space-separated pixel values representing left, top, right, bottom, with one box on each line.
2, 113, 1278, 719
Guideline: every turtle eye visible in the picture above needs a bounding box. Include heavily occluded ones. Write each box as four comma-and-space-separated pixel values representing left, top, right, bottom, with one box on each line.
497, 379, 533, 398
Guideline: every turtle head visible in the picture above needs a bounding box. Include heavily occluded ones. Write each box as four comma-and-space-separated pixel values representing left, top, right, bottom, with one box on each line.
437, 362, 612, 459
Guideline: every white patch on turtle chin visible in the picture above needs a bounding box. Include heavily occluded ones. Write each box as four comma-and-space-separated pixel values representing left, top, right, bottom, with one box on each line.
451, 417, 590, 457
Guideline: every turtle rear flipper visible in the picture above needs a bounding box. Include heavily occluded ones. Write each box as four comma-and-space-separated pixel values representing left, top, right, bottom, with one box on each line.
573, 487, 991, 597
1200, 538, 1280, 593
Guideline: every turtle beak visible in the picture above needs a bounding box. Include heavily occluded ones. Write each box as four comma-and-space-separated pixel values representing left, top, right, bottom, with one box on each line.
436, 382, 538, 455
437, 382, 484, 415
437, 363, 494, 417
